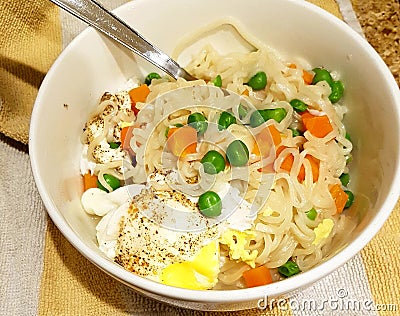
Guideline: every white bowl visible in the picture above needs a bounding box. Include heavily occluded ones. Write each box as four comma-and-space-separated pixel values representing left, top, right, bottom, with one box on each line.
29, 0, 400, 311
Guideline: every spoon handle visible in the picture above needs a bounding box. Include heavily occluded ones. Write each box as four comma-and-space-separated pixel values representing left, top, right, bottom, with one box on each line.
50, 0, 196, 81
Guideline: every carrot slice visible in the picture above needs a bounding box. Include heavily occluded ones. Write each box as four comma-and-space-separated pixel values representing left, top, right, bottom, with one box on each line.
329, 184, 348, 214
302, 112, 333, 138
129, 84, 150, 115
241, 89, 249, 96
243, 266, 273, 288
83, 173, 98, 191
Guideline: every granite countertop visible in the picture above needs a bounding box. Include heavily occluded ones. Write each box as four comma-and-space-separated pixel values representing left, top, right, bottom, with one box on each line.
352, 0, 400, 85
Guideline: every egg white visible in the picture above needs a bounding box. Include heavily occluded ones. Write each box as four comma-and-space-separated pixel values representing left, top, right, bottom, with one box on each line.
81, 174, 257, 284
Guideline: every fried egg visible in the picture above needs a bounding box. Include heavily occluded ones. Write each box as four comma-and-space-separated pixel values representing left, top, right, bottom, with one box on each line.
81, 173, 257, 289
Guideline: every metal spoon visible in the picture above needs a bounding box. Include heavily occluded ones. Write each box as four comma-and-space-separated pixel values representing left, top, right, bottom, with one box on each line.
50, 0, 197, 81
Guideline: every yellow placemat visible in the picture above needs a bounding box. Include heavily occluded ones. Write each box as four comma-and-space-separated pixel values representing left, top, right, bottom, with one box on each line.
361, 199, 400, 315
0, 0, 62, 144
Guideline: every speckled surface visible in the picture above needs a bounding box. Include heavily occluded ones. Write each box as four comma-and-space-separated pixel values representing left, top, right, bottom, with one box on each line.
352, 0, 400, 86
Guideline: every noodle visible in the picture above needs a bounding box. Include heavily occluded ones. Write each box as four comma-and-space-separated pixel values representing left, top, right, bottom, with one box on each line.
80, 40, 356, 289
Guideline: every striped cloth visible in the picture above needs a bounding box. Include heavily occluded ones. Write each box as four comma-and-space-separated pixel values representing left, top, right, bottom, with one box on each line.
0, 1, 399, 315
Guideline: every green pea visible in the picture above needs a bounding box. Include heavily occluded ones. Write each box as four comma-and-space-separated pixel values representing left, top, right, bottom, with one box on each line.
198, 191, 222, 217
165, 123, 184, 138
247, 71, 267, 90
238, 104, 248, 120
97, 174, 121, 192
339, 173, 350, 186
109, 142, 121, 149
345, 132, 352, 142
249, 108, 287, 127
346, 155, 353, 165
226, 140, 249, 167
289, 99, 308, 113
329, 80, 344, 103
218, 111, 237, 130
144, 72, 161, 85
344, 190, 354, 208
201, 150, 226, 174
290, 128, 302, 137
213, 75, 222, 87
278, 260, 300, 278
306, 208, 317, 220
312, 68, 334, 85
187, 112, 208, 135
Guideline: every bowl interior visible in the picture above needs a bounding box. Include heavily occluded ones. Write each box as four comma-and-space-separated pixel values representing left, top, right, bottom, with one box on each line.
30, 0, 400, 309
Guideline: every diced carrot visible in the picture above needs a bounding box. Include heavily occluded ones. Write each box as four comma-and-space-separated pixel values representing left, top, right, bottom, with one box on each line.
252, 125, 281, 157
252, 143, 261, 157
167, 126, 180, 139
181, 142, 197, 157
301, 112, 333, 138
288, 64, 313, 84
120, 126, 133, 150
267, 125, 281, 146
167, 125, 198, 158
280, 153, 294, 173
252, 129, 270, 157
276, 145, 287, 156
83, 173, 98, 191
120, 126, 129, 145
298, 165, 305, 181
129, 84, 151, 115
302, 70, 314, 85
298, 154, 320, 182
278, 149, 319, 183
301, 111, 314, 122
242, 266, 273, 288
241, 89, 249, 96
129, 84, 150, 103
329, 184, 348, 214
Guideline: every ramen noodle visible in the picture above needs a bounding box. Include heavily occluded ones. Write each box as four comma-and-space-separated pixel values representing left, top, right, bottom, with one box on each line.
80, 44, 355, 290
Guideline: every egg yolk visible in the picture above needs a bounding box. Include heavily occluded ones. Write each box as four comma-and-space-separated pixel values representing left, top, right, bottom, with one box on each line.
160, 240, 220, 290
